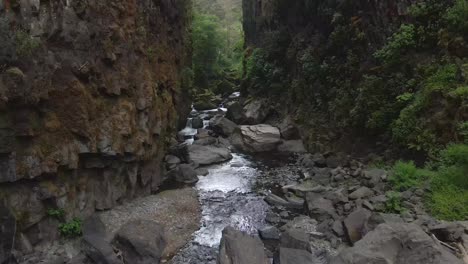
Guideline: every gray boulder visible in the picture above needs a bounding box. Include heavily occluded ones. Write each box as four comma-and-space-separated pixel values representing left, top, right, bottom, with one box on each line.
343, 208, 372, 245
236, 125, 281, 152
188, 145, 232, 166
279, 248, 314, 264
243, 99, 270, 125
217, 227, 268, 264
277, 140, 307, 153
226, 101, 245, 124
265, 193, 304, 209
82, 215, 123, 264
175, 164, 198, 184
113, 220, 167, 264
210, 116, 238, 137
330, 223, 463, 264
278, 117, 300, 140
349, 187, 374, 200
280, 228, 310, 252
191, 117, 204, 129
305, 193, 338, 222
258, 226, 280, 240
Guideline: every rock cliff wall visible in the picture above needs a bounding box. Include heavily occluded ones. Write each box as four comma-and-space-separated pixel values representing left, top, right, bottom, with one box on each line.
0, 0, 192, 246
242, 0, 466, 157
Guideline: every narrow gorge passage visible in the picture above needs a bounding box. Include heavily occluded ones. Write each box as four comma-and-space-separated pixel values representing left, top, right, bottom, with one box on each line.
0, 0, 467, 264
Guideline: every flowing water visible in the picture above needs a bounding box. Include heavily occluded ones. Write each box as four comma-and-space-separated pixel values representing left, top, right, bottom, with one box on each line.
171, 95, 305, 263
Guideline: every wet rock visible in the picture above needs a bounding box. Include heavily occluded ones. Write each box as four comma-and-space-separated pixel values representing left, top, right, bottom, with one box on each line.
348, 187, 374, 200
243, 99, 270, 125
236, 125, 281, 152
195, 168, 210, 176
265, 212, 281, 224
343, 208, 372, 245
279, 247, 314, 264
113, 220, 167, 264
217, 227, 269, 264
165, 155, 181, 170
330, 223, 463, 264
226, 102, 245, 124
192, 117, 204, 129
0, 205, 16, 263
175, 164, 199, 184
259, 226, 280, 240
305, 193, 338, 222
265, 194, 303, 209
210, 116, 238, 137
277, 140, 307, 153
188, 145, 232, 166
82, 215, 123, 264
194, 136, 218, 146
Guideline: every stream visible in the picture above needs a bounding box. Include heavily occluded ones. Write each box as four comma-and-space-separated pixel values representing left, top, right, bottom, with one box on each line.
170, 101, 305, 264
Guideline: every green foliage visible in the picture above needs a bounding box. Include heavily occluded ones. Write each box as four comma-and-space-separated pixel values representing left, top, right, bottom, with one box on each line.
47, 208, 65, 219
428, 185, 468, 221
385, 191, 405, 214
458, 122, 468, 143
390, 161, 431, 191
15, 29, 41, 58
245, 48, 285, 96
445, 0, 468, 32
374, 24, 417, 64
59, 218, 83, 238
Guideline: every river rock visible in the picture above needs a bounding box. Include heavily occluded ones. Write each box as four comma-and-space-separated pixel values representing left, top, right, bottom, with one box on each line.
165, 155, 181, 170
217, 227, 269, 264
259, 226, 281, 240
188, 145, 232, 166
348, 187, 374, 200
226, 101, 245, 124
279, 247, 314, 264
113, 220, 167, 264
280, 228, 310, 251
191, 117, 204, 129
210, 116, 238, 137
277, 140, 307, 153
265, 194, 303, 209
175, 164, 199, 184
305, 193, 338, 222
0, 205, 16, 263
330, 223, 463, 264
82, 215, 123, 264
343, 208, 372, 245
243, 99, 270, 125
237, 125, 281, 152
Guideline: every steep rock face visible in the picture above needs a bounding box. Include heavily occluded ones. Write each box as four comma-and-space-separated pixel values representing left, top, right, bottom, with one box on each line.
0, 0, 191, 247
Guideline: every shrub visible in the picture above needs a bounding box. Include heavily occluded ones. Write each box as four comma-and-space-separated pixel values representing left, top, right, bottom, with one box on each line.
59, 218, 82, 238
47, 208, 65, 219
428, 184, 468, 221
389, 161, 430, 191
385, 191, 405, 213
445, 0, 468, 33
375, 24, 417, 64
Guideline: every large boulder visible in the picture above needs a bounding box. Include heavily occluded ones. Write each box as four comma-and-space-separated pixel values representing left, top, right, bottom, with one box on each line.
113, 220, 167, 264
210, 116, 238, 137
0, 205, 16, 263
243, 99, 270, 125
278, 117, 300, 140
174, 164, 198, 184
279, 248, 314, 264
343, 208, 372, 245
188, 145, 232, 166
305, 193, 338, 222
236, 125, 281, 152
330, 223, 463, 264
191, 117, 204, 129
217, 227, 269, 264
82, 215, 123, 264
226, 101, 245, 124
